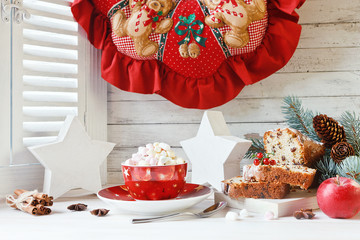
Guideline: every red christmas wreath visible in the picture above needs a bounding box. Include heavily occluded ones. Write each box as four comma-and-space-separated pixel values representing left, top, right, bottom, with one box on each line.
72, 0, 305, 109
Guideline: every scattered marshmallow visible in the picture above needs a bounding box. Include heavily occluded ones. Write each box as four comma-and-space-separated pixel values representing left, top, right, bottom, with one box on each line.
264, 211, 275, 220
225, 211, 239, 221
239, 209, 249, 218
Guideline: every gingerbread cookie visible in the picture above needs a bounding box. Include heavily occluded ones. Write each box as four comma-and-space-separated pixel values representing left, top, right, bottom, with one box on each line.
202, 0, 266, 48
112, 0, 175, 57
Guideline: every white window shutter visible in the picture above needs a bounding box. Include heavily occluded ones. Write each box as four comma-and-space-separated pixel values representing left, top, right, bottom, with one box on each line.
11, 0, 86, 165
0, 0, 107, 195
0, 17, 11, 167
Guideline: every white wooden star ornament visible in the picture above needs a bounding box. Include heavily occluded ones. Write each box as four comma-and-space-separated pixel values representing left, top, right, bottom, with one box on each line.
28, 115, 115, 199
181, 111, 252, 191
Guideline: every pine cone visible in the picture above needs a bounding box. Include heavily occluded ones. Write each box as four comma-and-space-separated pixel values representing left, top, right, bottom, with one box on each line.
313, 114, 346, 148
331, 142, 355, 164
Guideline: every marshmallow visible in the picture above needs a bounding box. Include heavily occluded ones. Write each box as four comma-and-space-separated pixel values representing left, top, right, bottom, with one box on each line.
124, 159, 133, 165
127, 142, 187, 166
225, 211, 238, 221
146, 143, 154, 150
149, 157, 158, 165
264, 211, 275, 220
167, 150, 176, 159
164, 159, 177, 165
159, 143, 171, 151
239, 209, 249, 218
138, 147, 147, 155
176, 157, 186, 164
154, 146, 162, 153
159, 151, 167, 157
137, 160, 150, 166
146, 149, 156, 157
158, 156, 172, 165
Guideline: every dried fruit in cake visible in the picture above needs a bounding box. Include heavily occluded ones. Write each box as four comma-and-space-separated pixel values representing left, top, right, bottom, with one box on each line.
243, 164, 316, 190
222, 177, 290, 199
263, 128, 325, 167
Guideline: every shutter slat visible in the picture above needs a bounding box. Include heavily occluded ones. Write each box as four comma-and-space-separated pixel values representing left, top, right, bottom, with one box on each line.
23, 106, 78, 117
23, 136, 58, 147
23, 76, 78, 88
25, 9, 74, 22
24, 44, 78, 60
23, 69, 78, 78
23, 121, 64, 132
23, 29, 78, 47
26, 0, 72, 7
23, 91, 78, 102
24, 15, 78, 32
23, 60, 78, 74
23, 23, 77, 36
24, 0, 72, 17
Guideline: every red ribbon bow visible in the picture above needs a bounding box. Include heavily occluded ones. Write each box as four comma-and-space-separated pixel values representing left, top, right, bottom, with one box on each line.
142, 5, 163, 29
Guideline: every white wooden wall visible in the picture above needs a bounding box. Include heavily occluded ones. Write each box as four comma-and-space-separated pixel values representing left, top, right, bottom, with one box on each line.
106, 0, 360, 183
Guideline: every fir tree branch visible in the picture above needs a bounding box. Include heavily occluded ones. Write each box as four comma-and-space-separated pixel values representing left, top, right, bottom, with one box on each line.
281, 96, 320, 142
337, 156, 360, 185
340, 111, 360, 156
244, 138, 265, 159
314, 156, 338, 184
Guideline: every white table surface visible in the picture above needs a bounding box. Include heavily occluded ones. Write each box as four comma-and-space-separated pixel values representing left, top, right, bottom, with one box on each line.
1, 193, 360, 240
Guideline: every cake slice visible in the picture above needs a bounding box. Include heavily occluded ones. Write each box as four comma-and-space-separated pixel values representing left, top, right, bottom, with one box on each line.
243, 164, 316, 190
223, 177, 290, 199
264, 128, 325, 167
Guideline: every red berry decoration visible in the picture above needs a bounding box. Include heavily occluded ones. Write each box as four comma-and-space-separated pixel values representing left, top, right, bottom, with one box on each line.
270, 159, 277, 166
256, 153, 264, 159
253, 159, 260, 166
263, 158, 270, 165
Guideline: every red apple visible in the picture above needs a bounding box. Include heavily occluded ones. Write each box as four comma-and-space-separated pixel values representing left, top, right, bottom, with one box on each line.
317, 176, 360, 219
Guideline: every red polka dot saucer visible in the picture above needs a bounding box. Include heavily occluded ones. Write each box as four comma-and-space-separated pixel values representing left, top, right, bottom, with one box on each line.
97, 183, 212, 215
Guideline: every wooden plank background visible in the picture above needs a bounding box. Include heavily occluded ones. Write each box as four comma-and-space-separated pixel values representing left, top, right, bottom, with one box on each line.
106, 0, 360, 183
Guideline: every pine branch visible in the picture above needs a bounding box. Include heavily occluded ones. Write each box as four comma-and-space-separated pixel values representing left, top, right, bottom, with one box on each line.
314, 156, 337, 184
337, 156, 360, 185
281, 96, 320, 142
244, 138, 265, 158
340, 111, 360, 156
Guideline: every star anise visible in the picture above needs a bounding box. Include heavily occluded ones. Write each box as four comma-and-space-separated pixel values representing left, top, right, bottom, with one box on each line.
67, 203, 88, 211
293, 209, 315, 219
90, 208, 110, 216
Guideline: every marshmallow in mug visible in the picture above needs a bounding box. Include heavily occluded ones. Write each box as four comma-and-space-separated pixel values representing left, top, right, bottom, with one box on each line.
124, 142, 186, 166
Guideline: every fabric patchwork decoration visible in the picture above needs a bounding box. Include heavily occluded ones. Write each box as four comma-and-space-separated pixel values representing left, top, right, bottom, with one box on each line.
71, 0, 305, 109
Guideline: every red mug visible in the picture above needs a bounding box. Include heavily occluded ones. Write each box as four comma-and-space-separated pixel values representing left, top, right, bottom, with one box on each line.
121, 163, 188, 200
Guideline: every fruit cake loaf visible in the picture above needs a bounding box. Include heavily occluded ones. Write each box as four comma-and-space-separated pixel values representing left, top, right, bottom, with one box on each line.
223, 177, 290, 199
264, 128, 325, 167
243, 164, 316, 190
